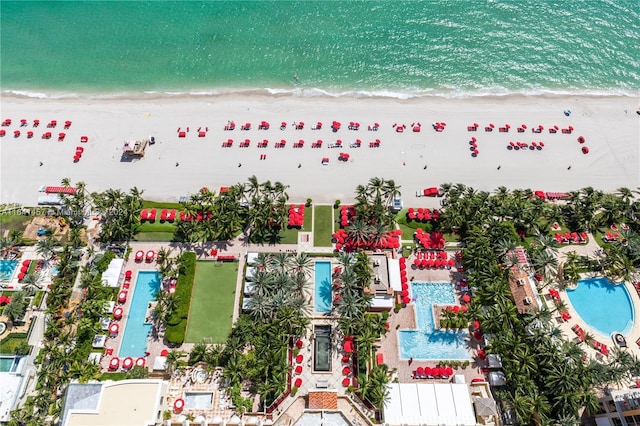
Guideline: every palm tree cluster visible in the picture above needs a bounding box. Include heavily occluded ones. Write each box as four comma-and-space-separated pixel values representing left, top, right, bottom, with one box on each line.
244, 252, 312, 322
334, 252, 389, 410
190, 252, 311, 411
174, 176, 290, 243
443, 183, 639, 423
346, 178, 401, 249
92, 187, 144, 242
9, 216, 118, 424
175, 186, 245, 242
58, 179, 91, 228
0, 230, 23, 259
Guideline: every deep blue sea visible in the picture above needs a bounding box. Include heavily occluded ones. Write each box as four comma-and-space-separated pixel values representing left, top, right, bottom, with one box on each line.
1, 0, 638, 99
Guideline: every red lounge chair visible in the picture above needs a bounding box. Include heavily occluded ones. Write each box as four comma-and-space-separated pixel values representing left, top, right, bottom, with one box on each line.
0, 129, 5, 137
14, 130, 20, 137
33, 119, 40, 127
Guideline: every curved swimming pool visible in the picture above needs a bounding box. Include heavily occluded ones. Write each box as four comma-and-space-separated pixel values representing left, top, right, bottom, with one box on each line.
566, 277, 635, 336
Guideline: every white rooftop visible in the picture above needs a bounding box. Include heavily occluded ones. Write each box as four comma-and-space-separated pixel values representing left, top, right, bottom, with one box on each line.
101, 258, 124, 288
384, 383, 476, 426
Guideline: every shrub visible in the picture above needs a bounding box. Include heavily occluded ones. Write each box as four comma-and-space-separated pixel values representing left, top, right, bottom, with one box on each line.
165, 252, 196, 345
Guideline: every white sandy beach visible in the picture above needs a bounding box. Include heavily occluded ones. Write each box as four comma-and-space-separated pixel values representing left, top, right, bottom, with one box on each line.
0, 94, 638, 206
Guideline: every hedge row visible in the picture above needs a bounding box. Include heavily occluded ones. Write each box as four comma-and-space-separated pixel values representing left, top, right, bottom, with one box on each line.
165, 252, 196, 345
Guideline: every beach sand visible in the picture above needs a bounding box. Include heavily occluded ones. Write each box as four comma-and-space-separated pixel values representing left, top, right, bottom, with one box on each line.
1, 94, 638, 206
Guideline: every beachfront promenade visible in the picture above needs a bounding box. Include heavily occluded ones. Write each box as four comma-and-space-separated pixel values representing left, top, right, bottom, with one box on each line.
1, 95, 638, 207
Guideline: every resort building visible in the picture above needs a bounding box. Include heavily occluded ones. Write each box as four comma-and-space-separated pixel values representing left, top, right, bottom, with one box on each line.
592, 389, 640, 426
60, 379, 169, 426
0, 355, 29, 423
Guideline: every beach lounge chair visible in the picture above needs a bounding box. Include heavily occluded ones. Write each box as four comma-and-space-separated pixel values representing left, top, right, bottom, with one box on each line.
240, 139, 250, 147
312, 140, 322, 148
368, 122, 379, 131
258, 139, 269, 148
349, 139, 361, 148
293, 139, 304, 148
241, 123, 251, 130
224, 121, 236, 131
321, 157, 329, 165
295, 122, 304, 130
48, 120, 57, 128
64, 120, 72, 129
276, 139, 286, 148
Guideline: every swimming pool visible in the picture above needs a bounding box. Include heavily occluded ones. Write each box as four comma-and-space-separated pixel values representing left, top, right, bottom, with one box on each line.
0, 260, 18, 281
566, 277, 635, 336
398, 282, 469, 360
314, 325, 332, 372
0, 356, 17, 372
184, 392, 213, 410
118, 271, 160, 357
314, 261, 332, 313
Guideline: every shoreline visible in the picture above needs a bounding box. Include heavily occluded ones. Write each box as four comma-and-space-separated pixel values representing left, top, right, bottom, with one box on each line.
1, 94, 638, 206
3, 87, 639, 102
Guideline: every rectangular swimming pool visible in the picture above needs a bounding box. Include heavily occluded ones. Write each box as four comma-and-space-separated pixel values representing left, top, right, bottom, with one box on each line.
0, 356, 17, 372
184, 392, 213, 410
314, 261, 332, 313
398, 282, 470, 360
314, 325, 332, 372
118, 271, 160, 357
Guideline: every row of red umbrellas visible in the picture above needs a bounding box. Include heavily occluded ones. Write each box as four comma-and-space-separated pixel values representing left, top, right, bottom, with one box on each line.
415, 366, 454, 377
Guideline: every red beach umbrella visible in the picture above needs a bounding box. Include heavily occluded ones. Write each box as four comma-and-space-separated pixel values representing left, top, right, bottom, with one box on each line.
294, 378, 302, 387
462, 294, 471, 303
296, 340, 304, 348
295, 365, 303, 374
342, 378, 351, 387
582, 146, 589, 154
296, 354, 304, 364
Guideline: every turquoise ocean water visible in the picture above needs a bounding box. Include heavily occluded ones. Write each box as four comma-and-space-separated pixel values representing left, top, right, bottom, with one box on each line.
1, 0, 638, 99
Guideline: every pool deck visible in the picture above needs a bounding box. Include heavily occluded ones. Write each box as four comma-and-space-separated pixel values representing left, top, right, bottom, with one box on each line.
378, 257, 486, 385
554, 253, 640, 353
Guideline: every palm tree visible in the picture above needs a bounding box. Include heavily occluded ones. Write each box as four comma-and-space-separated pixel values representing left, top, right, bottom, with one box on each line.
165, 350, 186, 375
2, 291, 26, 326
21, 271, 43, 295
36, 234, 60, 261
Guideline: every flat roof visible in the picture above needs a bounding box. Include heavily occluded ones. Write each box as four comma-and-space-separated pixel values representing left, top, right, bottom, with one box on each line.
384, 383, 476, 426
62, 380, 167, 426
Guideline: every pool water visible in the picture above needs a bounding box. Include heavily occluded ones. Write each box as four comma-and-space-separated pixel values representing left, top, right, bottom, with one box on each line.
0, 260, 18, 281
0, 356, 16, 372
314, 261, 332, 313
184, 392, 213, 409
314, 325, 332, 372
566, 277, 634, 336
398, 282, 469, 360
118, 271, 160, 357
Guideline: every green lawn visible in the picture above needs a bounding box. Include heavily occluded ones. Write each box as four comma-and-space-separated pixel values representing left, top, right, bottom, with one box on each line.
137, 222, 177, 233
0, 214, 30, 234
185, 262, 237, 343
134, 232, 176, 242
142, 200, 183, 209
314, 206, 334, 247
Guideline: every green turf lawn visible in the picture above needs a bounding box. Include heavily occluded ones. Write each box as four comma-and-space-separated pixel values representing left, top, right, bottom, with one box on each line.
142, 200, 183, 209
0, 214, 30, 234
134, 232, 176, 242
185, 261, 237, 343
314, 206, 334, 246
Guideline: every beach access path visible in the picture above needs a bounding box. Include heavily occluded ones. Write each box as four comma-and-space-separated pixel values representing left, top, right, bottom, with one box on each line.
1, 94, 638, 206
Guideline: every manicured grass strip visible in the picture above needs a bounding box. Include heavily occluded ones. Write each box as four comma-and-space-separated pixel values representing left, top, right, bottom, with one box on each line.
165, 252, 196, 345
314, 206, 334, 247
185, 262, 237, 344
137, 221, 177, 233
303, 206, 313, 230
142, 200, 183, 209
134, 232, 176, 242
